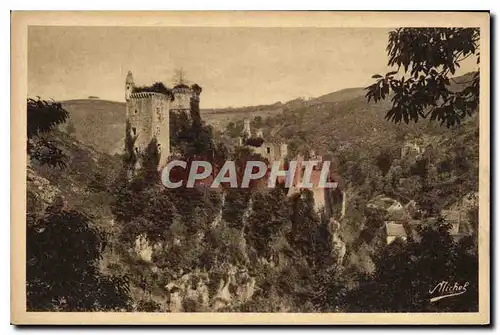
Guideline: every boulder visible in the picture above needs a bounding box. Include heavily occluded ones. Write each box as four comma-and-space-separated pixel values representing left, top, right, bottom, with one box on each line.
133, 234, 161, 263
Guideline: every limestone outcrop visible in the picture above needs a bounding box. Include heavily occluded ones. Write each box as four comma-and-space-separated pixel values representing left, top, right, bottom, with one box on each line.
164, 265, 256, 312
328, 218, 346, 266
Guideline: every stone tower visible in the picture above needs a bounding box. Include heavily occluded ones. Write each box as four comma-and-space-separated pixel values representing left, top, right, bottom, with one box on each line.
170, 69, 193, 116
125, 71, 134, 101
243, 119, 252, 139
171, 84, 192, 115
125, 71, 172, 168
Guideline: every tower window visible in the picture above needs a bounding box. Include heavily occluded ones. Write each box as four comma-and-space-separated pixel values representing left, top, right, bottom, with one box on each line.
134, 147, 139, 154
134, 109, 138, 114
132, 127, 137, 136
266, 147, 271, 154
157, 143, 162, 152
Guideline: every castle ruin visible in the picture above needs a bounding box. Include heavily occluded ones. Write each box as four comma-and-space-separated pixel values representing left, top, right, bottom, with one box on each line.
125, 71, 172, 167
238, 119, 345, 220
125, 71, 201, 168
124, 72, 345, 220
171, 84, 193, 115
170, 69, 194, 117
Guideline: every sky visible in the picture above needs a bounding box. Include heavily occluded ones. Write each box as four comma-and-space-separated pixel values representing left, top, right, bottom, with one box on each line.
28, 26, 478, 109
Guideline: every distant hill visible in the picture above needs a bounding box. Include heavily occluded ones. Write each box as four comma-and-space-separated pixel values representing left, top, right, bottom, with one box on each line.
60, 99, 126, 155
60, 86, 368, 154
200, 102, 285, 129
59, 73, 477, 155
313, 87, 367, 104
199, 88, 367, 129
265, 90, 478, 158
261, 73, 479, 158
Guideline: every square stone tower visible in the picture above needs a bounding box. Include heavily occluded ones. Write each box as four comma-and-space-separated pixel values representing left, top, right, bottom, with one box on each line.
125, 71, 172, 168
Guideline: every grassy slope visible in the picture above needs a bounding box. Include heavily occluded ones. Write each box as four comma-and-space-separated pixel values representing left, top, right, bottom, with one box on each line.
61, 99, 126, 155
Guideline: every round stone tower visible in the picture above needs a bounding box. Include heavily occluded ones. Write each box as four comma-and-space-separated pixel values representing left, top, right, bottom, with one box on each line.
125, 71, 134, 101
171, 84, 192, 114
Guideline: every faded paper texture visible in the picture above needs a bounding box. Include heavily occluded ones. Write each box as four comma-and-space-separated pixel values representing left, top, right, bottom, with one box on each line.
11, 11, 490, 325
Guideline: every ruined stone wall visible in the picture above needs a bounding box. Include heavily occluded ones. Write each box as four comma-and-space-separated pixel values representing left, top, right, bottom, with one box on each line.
126, 92, 171, 168
150, 94, 171, 167
287, 155, 340, 220
171, 87, 192, 112
255, 142, 286, 163
126, 95, 153, 153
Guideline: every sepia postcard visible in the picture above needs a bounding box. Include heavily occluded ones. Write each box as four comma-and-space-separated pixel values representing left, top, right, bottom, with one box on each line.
11, 11, 490, 325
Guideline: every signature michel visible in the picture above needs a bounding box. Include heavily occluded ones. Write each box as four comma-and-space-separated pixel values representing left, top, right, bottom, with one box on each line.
429, 281, 469, 302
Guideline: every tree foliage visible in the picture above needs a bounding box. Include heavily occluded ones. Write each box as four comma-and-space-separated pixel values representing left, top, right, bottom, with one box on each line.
123, 120, 138, 168
132, 81, 174, 100
366, 28, 480, 127
245, 186, 292, 259
342, 221, 478, 312
169, 86, 216, 162
27, 98, 69, 138
27, 97, 70, 168
27, 206, 132, 311
137, 138, 161, 186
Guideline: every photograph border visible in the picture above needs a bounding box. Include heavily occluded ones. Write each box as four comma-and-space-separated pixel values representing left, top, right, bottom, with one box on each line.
11, 10, 491, 325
